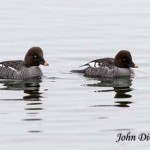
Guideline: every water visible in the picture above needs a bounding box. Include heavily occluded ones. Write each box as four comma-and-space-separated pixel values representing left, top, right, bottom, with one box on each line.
0, 0, 150, 149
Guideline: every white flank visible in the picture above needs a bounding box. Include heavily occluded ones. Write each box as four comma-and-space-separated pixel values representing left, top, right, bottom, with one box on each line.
8, 67, 17, 71
104, 66, 109, 70
95, 62, 99, 68
89, 62, 95, 67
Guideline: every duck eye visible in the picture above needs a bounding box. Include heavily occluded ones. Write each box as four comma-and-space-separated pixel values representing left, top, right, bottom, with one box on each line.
33, 55, 37, 58
123, 58, 127, 61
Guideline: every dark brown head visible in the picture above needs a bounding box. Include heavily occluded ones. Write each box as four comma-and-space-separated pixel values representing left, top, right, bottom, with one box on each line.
24, 47, 49, 67
114, 50, 138, 68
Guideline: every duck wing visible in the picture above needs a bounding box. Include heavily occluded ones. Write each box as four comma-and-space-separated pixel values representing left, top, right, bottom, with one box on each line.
81, 58, 114, 69
83, 58, 115, 77
0, 60, 25, 71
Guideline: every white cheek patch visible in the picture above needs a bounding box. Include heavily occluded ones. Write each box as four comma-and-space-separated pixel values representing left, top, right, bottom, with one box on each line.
8, 67, 17, 72
0, 64, 3, 67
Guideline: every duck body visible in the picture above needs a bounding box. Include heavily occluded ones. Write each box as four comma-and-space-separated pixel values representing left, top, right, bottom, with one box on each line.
71, 50, 138, 78
84, 58, 134, 77
0, 47, 48, 79
0, 60, 43, 79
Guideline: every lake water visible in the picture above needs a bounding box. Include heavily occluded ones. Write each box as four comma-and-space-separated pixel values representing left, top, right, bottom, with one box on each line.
0, 0, 150, 149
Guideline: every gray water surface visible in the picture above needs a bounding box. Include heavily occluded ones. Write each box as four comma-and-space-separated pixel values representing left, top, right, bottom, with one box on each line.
0, 0, 150, 150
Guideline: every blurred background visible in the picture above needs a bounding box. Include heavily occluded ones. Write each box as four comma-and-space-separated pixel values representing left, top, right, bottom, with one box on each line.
0, 0, 150, 149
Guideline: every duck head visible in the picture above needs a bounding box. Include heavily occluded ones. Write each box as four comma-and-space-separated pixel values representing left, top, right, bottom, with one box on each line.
24, 47, 49, 67
114, 50, 138, 68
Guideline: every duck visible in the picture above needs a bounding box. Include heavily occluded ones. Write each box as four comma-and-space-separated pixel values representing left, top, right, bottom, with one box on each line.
0, 47, 49, 79
71, 50, 138, 77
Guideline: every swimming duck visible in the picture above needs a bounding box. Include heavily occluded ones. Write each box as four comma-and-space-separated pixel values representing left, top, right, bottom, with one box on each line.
0, 47, 48, 79
71, 50, 138, 77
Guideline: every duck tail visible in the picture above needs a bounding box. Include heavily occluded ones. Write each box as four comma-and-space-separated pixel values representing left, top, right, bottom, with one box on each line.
70, 69, 85, 73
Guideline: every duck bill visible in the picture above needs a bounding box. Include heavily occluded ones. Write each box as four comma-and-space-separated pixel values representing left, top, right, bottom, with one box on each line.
129, 62, 138, 68
133, 64, 138, 68
38, 58, 49, 66
43, 61, 49, 66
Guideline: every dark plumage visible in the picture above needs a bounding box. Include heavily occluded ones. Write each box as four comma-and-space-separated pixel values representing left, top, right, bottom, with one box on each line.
0, 47, 48, 79
71, 50, 138, 77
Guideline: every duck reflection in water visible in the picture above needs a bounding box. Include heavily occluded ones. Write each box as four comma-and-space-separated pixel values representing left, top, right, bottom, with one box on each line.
0, 78, 42, 100
0, 78, 43, 132
86, 77, 133, 107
